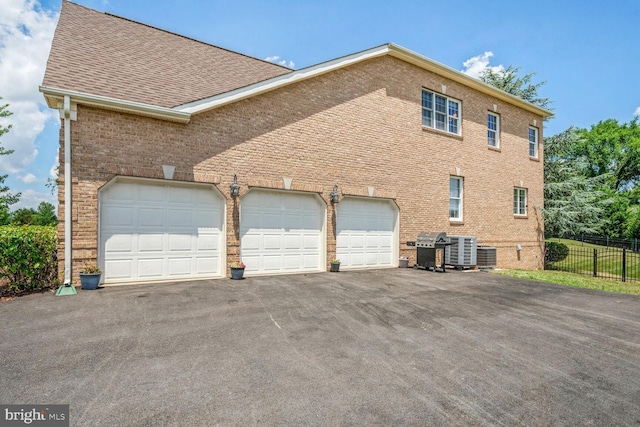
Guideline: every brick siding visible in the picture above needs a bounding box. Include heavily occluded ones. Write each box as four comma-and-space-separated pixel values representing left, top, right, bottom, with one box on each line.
57, 56, 544, 283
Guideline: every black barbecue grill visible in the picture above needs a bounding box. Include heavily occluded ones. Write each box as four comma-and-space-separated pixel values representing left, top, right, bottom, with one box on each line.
414, 232, 455, 272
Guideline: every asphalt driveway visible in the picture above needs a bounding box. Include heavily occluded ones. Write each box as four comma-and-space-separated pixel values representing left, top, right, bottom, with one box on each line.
1, 269, 639, 426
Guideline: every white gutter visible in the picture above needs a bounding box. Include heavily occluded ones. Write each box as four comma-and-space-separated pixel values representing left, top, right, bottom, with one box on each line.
40, 86, 191, 123
63, 95, 72, 284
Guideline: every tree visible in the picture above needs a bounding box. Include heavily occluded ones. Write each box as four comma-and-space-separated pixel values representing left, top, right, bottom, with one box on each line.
543, 127, 608, 237
34, 201, 57, 226
575, 118, 640, 191
10, 208, 35, 225
0, 98, 21, 222
479, 65, 552, 111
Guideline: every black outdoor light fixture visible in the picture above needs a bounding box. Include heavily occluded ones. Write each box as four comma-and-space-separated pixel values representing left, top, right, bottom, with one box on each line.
230, 174, 241, 197
329, 184, 340, 204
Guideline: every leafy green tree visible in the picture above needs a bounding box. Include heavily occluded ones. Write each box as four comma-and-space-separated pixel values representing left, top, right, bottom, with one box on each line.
0, 99, 20, 219
543, 127, 608, 237
576, 118, 640, 191
10, 208, 35, 225
479, 65, 552, 111
33, 201, 57, 226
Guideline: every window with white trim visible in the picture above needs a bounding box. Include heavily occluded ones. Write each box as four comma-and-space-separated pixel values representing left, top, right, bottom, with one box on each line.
514, 187, 527, 216
528, 127, 538, 158
450, 176, 463, 220
422, 89, 461, 135
488, 113, 499, 147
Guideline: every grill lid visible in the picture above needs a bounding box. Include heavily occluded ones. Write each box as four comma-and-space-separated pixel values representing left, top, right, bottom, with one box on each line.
416, 232, 447, 247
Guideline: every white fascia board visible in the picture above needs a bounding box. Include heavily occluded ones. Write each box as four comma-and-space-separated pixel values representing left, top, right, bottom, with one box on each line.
39, 86, 191, 123
386, 43, 554, 118
176, 44, 391, 114
177, 42, 552, 119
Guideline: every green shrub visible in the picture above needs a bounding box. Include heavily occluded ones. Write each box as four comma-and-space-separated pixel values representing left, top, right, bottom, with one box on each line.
0, 225, 58, 294
545, 241, 569, 269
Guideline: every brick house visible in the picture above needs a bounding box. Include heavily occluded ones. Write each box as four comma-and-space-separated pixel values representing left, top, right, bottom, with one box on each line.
41, 1, 552, 285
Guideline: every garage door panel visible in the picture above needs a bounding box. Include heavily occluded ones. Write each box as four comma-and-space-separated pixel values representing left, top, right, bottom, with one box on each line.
101, 181, 224, 283
104, 182, 136, 201
284, 234, 301, 249
168, 209, 193, 228
196, 257, 218, 275
167, 187, 193, 204
283, 254, 301, 269
103, 206, 135, 227
337, 198, 397, 269
104, 259, 133, 280
138, 258, 164, 278
138, 208, 165, 227
168, 234, 192, 251
139, 185, 165, 203
241, 190, 324, 275
196, 211, 219, 228
167, 258, 192, 276
303, 235, 320, 249
263, 234, 282, 250
138, 234, 163, 252
197, 235, 219, 251
104, 234, 134, 253
262, 255, 282, 271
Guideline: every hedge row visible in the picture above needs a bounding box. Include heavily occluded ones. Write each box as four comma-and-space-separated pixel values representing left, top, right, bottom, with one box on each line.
0, 225, 58, 294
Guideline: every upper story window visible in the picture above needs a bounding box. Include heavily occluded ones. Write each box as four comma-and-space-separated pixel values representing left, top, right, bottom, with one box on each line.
422, 89, 461, 135
528, 126, 539, 158
450, 176, 463, 221
488, 113, 499, 147
514, 187, 527, 216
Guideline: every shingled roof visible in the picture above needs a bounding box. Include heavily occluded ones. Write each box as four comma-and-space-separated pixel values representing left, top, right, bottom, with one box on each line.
42, 1, 292, 108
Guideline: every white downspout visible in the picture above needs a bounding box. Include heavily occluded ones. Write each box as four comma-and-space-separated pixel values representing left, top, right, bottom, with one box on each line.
63, 95, 72, 284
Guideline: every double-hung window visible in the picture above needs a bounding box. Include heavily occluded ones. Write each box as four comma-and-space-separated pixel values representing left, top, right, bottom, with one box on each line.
488, 113, 499, 147
450, 177, 463, 221
422, 89, 461, 135
514, 187, 527, 216
528, 127, 539, 158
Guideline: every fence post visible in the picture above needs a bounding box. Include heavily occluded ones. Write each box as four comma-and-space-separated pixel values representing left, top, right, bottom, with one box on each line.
593, 249, 597, 277
622, 248, 626, 282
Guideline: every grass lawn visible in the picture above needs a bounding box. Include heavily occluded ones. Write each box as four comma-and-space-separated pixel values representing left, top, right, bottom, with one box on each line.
545, 238, 640, 281
493, 269, 640, 295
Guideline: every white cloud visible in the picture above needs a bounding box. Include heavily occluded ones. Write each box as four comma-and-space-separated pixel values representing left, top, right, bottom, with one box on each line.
265, 55, 295, 69
634, 106, 640, 116
19, 172, 37, 183
461, 51, 505, 79
49, 153, 58, 178
11, 188, 56, 211
0, 0, 59, 174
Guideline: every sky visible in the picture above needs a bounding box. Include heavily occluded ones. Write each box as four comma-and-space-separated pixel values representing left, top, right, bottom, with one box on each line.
1, 0, 638, 210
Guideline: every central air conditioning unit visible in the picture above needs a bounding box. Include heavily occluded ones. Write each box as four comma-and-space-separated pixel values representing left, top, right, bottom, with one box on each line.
476, 245, 497, 268
445, 235, 477, 269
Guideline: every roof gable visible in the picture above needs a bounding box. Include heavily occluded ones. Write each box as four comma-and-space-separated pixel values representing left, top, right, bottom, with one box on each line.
42, 1, 291, 109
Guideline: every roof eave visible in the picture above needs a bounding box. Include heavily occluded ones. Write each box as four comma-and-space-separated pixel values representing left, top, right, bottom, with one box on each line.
177, 42, 552, 119
175, 44, 391, 114
39, 86, 192, 123
386, 43, 553, 118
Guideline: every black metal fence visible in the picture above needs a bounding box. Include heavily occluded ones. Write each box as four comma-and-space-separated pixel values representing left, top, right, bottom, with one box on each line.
546, 246, 640, 283
564, 234, 640, 252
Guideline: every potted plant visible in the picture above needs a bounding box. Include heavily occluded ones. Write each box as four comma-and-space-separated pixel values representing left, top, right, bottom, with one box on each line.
230, 262, 246, 280
330, 258, 341, 272
79, 263, 101, 290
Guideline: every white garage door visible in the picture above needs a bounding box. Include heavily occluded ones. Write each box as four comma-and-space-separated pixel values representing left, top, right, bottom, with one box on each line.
240, 190, 324, 275
336, 198, 397, 269
100, 180, 224, 283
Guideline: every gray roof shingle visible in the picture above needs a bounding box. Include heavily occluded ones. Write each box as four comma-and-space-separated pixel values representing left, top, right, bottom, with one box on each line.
42, 1, 292, 108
